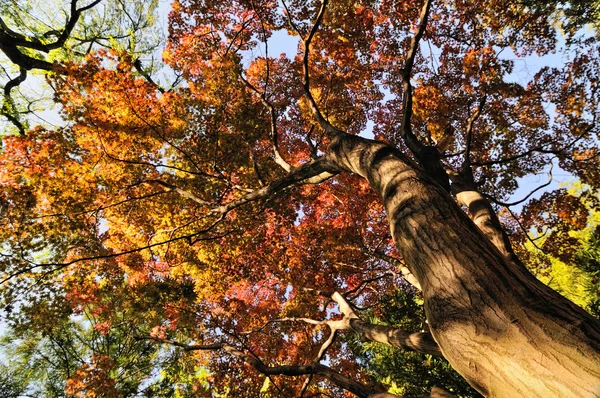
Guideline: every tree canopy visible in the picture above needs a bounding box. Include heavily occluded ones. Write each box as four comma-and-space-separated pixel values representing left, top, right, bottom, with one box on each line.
0, 0, 599, 396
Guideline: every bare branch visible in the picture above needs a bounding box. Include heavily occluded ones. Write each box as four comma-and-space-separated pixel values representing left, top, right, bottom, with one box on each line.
141, 179, 212, 206
280, 0, 302, 39
486, 164, 554, 208
270, 290, 441, 358
211, 157, 338, 215
461, 95, 487, 173
451, 181, 520, 263
365, 249, 421, 290
343, 273, 397, 297
443, 97, 526, 265
330, 292, 442, 357
505, 205, 543, 251
472, 120, 596, 167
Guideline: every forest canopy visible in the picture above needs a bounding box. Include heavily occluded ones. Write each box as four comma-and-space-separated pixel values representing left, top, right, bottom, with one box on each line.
0, 0, 599, 396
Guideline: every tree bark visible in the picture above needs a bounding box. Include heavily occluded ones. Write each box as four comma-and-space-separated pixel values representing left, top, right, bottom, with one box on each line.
450, 177, 521, 265
325, 133, 600, 397
330, 291, 441, 356
349, 319, 441, 357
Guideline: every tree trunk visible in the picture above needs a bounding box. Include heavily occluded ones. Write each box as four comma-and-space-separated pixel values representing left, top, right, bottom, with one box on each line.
325, 134, 600, 397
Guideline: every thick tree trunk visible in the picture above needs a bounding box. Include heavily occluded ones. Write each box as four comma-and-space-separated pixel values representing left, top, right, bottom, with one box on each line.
325, 134, 600, 397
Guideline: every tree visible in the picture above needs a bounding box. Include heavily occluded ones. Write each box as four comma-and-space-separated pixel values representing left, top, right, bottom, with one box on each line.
0, 0, 160, 135
521, 183, 600, 315
346, 288, 482, 397
1, 0, 599, 396
524, 0, 600, 38
0, 313, 161, 397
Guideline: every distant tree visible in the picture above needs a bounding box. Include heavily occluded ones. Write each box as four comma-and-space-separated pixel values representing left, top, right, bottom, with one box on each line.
520, 184, 600, 315
0, 309, 164, 397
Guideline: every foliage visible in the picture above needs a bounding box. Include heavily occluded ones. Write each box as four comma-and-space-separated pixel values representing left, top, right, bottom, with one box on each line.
0, 0, 599, 396
520, 184, 600, 315
523, 0, 600, 37
0, 0, 161, 135
0, 309, 164, 397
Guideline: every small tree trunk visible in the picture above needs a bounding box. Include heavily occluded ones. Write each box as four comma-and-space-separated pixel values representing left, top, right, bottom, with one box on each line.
326, 134, 600, 397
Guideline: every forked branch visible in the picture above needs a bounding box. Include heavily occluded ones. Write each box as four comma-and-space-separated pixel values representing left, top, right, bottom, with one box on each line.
449, 95, 520, 264
331, 292, 442, 357
270, 291, 441, 357
0, 0, 103, 70
398, 0, 450, 190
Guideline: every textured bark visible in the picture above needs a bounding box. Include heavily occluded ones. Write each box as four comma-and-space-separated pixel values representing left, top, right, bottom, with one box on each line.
451, 178, 520, 265
350, 319, 441, 357
325, 133, 600, 397
331, 292, 441, 356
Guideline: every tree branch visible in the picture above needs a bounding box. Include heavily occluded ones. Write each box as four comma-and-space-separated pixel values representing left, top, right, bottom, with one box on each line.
331, 292, 442, 357
139, 336, 387, 398
485, 164, 554, 207
0, 0, 103, 70
140, 179, 212, 206
364, 248, 421, 290
133, 59, 165, 93
239, 74, 292, 172
1, 157, 337, 286
471, 120, 596, 167
399, 0, 433, 156
446, 95, 524, 264
272, 291, 441, 358
0, 217, 227, 285
461, 95, 487, 174
397, 0, 449, 191
299, 0, 345, 138
1, 67, 27, 134
211, 156, 338, 215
